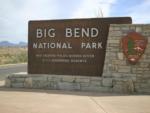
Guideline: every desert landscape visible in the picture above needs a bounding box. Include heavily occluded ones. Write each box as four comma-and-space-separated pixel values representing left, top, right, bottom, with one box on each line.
0, 47, 27, 65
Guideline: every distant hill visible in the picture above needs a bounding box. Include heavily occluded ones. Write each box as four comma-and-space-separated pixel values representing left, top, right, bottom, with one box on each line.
0, 41, 27, 47
18, 42, 27, 47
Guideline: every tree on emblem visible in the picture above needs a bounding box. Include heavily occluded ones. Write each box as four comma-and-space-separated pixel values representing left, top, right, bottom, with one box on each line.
128, 37, 135, 55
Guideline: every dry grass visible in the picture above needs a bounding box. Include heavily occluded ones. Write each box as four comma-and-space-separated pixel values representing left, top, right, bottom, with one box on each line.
0, 47, 27, 65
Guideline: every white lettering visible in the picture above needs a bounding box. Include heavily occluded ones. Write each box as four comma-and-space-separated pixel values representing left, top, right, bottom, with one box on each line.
50, 43, 55, 48
81, 43, 86, 48
38, 43, 43, 48
65, 28, 99, 38
98, 42, 103, 48
36, 29, 43, 38
82, 28, 89, 37
66, 28, 72, 37
32, 42, 72, 49
81, 42, 103, 49
33, 43, 37, 48
91, 28, 99, 37
74, 28, 80, 37
48, 28, 55, 37
92, 43, 97, 49
36, 28, 55, 38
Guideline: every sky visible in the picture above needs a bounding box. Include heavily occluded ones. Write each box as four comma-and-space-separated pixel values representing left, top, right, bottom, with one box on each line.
0, 0, 150, 43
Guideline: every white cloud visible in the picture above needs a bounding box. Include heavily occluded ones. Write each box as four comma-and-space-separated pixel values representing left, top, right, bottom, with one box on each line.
71, 0, 117, 18
127, 0, 150, 23
1, 0, 150, 43
0, 0, 59, 43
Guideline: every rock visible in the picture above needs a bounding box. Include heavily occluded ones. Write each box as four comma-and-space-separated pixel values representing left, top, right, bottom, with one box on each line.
81, 85, 112, 92
5, 78, 11, 87
102, 78, 113, 87
62, 76, 75, 82
118, 53, 124, 60
76, 78, 90, 83
113, 80, 134, 94
11, 83, 24, 88
58, 82, 80, 90
24, 77, 32, 88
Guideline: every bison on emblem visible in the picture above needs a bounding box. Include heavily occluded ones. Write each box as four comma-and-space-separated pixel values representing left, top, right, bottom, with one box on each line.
121, 32, 147, 64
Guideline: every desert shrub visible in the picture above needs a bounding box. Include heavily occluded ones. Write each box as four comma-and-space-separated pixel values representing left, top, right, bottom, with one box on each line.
0, 47, 27, 65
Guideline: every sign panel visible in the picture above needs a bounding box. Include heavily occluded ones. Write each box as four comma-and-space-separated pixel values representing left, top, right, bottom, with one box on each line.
28, 17, 132, 76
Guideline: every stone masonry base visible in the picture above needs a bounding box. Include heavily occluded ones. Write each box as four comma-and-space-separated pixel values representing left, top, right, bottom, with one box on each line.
5, 72, 137, 94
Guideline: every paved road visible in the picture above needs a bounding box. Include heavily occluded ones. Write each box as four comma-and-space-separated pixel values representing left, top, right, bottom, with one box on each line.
0, 88, 149, 113
0, 63, 27, 80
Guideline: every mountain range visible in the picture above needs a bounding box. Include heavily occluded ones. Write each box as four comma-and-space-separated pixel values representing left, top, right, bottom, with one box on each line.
0, 41, 27, 47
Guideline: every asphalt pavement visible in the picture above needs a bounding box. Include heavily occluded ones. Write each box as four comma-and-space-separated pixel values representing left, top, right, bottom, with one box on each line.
0, 63, 27, 80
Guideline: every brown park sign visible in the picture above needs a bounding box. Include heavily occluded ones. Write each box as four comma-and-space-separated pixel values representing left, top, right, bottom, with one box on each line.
28, 17, 132, 76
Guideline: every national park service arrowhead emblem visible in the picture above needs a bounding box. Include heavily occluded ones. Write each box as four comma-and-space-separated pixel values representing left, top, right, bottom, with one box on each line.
121, 32, 148, 64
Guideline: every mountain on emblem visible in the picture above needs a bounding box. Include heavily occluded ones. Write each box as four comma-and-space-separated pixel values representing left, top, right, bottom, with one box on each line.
121, 32, 148, 64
